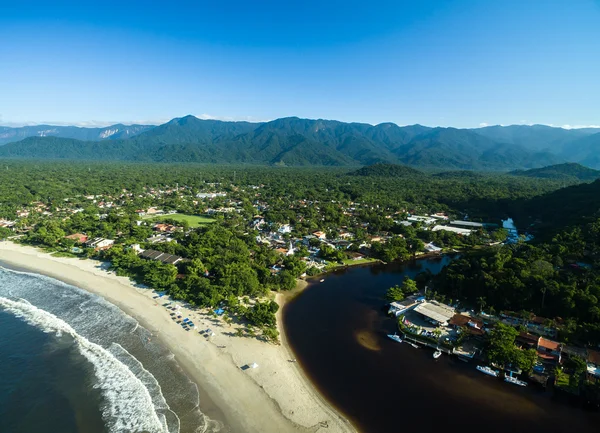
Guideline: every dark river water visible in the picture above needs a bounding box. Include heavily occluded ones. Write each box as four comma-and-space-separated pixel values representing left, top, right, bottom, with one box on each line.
283, 257, 600, 433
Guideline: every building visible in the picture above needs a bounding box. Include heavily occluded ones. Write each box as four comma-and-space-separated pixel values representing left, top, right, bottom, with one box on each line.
312, 231, 326, 240
449, 220, 484, 229
388, 294, 425, 317
140, 249, 183, 265
65, 233, 88, 244
516, 332, 540, 349
413, 301, 456, 326
537, 337, 562, 363
448, 314, 485, 336
85, 238, 114, 251
0, 219, 16, 228
432, 225, 473, 236
424, 242, 442, 253
407, 215, 436, 225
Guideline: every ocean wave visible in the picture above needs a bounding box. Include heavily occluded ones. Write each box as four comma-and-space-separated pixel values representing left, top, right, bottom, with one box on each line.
0, 297, 169, 433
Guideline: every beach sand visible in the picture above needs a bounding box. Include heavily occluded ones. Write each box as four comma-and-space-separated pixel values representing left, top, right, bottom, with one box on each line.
0, 242, 354, 433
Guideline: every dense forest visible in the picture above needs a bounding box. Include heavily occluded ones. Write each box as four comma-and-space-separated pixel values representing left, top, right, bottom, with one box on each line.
433, 180, 600, 345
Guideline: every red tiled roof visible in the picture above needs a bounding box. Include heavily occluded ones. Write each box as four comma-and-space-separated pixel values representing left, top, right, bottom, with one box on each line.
538, 337, 561, 351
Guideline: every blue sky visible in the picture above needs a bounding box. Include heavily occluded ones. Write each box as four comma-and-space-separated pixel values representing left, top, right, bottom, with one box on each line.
1, 0, 599, 128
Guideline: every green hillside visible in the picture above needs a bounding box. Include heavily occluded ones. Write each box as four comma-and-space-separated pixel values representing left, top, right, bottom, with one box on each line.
510, 163, 600, 181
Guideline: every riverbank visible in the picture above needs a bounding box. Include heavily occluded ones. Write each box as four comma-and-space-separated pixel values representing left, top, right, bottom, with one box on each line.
0, 242, 354, 433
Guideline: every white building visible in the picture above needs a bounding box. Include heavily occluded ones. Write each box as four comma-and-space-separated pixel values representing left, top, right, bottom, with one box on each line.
407, 215, 436, 225
432, 225, 472, 236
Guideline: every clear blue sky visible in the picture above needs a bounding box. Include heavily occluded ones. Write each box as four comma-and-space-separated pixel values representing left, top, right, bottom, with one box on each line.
1, 0, 599, 128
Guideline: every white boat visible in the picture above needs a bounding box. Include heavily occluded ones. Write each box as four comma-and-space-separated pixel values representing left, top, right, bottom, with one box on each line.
476, 365, 499, 377
504, 375, 527, 387
319, 279, 325, 283
407, 342, 419, 348
433, 349, 442, 359
387, 334, 403, 343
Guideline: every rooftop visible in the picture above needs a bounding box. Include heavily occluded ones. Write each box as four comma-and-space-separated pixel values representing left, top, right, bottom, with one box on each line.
414, 301, 455, 325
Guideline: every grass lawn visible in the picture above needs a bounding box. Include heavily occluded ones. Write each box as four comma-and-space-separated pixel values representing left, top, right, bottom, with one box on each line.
342, 257, 378, 266
143, 213, 215, 227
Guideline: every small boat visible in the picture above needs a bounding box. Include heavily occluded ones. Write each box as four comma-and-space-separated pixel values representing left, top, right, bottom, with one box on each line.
504, 375, 527, 387
387, 334, 403, 343
407, 342, 419, 349
320, 279, 325, 283
476, 365, 499, 377
433, 349, 442, 359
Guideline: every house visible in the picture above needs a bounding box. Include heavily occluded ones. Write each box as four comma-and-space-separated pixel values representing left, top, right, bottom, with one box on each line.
424, 242, 442, 253
312, 231, 326, 240
65, 233, 88, 244
430, 213, 449, 220
0, 220, 16, 228
84, 238, 114, 251
448, 314, 485, 336
413, 301, 455, 326
278, 224, 293, 234
139, 249, 183, 265
154, 223, 176, 233
516, 332, 540, 349
537, 337, 562, 363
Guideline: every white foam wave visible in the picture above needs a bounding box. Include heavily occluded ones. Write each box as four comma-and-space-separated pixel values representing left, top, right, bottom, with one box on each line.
0, 297, 168, 433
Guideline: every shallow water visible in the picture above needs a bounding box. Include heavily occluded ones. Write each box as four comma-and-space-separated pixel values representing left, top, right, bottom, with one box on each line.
284, 258, 600, 433
0, 266, 223, 433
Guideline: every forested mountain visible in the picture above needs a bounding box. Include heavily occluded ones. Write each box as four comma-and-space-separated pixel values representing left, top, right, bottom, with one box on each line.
510, 163, 600, 182
0, 123, 153, 145
473, 124, 595, 152
1, 116, 599, 170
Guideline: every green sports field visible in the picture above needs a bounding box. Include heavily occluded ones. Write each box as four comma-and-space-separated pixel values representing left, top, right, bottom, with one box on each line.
144, 213, 215, 227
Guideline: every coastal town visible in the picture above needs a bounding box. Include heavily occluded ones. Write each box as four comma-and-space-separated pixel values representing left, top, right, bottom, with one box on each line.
0, 168, 599, 419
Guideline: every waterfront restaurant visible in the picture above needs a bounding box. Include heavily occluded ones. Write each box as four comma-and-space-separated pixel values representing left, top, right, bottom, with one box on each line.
413, 301, 456, 326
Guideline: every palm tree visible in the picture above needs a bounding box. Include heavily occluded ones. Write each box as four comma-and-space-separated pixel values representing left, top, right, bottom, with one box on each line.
476, 296, 487, 313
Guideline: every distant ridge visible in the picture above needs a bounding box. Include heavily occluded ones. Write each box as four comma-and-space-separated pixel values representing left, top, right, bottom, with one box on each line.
0, 123, 153, 146
510, 163, 600, 181
0, 115, 599, 170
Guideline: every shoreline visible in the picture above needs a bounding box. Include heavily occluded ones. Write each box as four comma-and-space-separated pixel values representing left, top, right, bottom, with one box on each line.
0, 242, 355, 433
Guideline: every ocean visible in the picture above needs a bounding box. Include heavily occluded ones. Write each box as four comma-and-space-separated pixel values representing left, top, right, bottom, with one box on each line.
0, 266, 224, 433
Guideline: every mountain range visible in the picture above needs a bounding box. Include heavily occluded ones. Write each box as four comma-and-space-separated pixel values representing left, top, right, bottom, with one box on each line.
0, 116, 598, 170
0, 124, 154, 146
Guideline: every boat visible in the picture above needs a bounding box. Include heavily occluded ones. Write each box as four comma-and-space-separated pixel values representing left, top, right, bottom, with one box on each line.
504, 375, 527, 387
407, 342, 419, 349
387, 334, 403, 343
319, 279, 325, 283
476, 365, 499, 377
433, 349, 442, 359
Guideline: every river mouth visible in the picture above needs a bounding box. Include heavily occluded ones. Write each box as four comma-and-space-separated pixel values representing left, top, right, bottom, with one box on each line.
283, 258, 600, 433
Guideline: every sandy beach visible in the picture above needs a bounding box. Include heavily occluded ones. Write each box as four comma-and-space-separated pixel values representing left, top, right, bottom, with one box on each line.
0, 242, 355, 433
